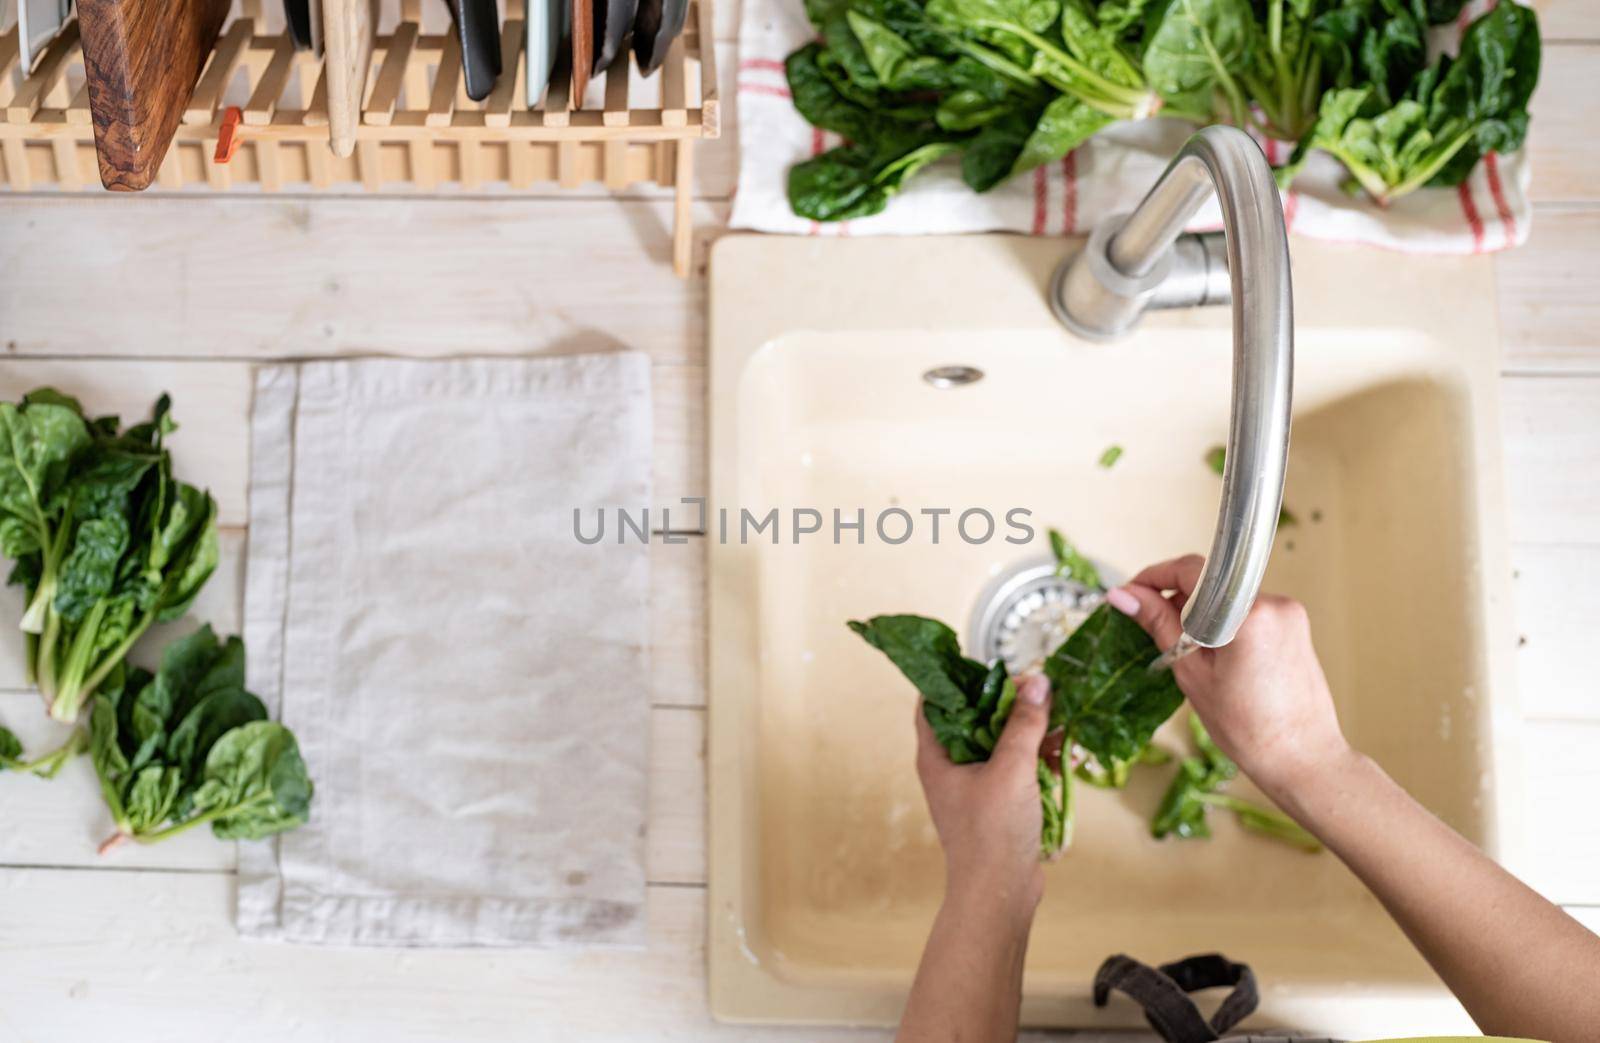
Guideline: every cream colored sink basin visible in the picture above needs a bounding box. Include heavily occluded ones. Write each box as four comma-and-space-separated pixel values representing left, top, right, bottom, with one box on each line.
707, 235, 1519, 1036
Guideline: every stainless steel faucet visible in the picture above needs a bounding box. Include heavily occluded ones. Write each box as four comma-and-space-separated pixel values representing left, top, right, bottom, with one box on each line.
1048, 125, 1294, 659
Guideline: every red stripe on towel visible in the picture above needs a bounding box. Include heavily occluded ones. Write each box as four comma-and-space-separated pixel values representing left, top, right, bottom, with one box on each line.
1457, 181, 1486, 253
1483, 152, 1516, 246
1061, 152, 1077, 235
808, 128, 825, 237
738, 83, 792, 99
1032, 166, 1047, 235
739, 58, 786, 73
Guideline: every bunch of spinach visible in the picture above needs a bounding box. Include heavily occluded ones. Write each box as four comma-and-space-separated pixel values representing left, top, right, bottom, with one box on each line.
1283, 0, 1539, 204
0, 390, 219, 723
1153, 712, 1320, 851
782, 0, 1539, 217
788, 0, 1184, 220
90, 626, 313, 852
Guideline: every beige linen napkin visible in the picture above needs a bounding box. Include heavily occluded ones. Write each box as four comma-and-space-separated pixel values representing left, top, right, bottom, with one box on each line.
238, 354, 651, 947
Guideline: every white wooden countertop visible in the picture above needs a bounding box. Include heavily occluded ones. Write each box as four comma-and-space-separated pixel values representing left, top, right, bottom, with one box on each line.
0, 1, 1597, 1038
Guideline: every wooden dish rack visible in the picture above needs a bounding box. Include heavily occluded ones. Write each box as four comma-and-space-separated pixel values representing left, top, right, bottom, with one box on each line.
0, 0, 719, 274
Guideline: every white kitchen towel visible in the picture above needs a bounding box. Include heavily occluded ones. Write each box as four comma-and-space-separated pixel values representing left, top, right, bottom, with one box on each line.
731, 0, 1530, 253
238, 354, 652, 947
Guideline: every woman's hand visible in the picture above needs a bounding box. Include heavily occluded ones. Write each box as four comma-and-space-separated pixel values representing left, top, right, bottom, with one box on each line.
915, 673, 1051, 921
1103, 554, 1352, 803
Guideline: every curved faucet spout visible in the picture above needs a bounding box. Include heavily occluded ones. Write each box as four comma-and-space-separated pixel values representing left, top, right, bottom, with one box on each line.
1049, 125, 1294, 651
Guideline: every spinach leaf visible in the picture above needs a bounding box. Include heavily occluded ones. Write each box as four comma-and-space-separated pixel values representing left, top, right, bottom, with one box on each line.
0, 395, 93, 633
1, 392, 222, 723
1152, 714, 1321, 851
1098, 445, 1124, 468
791, 140, 964, 221
1013, 93, 1112, 175
88, 629, 310, 852
849, 615, 1074, 857
1043, 605, 1185, 769
1048, 527, 1104, 588
189, 722, 313, 841
1142, 0, 1255, 125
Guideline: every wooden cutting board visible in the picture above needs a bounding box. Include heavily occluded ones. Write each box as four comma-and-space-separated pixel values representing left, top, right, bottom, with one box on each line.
322, 0, 376, 157
77, 0, 231, 190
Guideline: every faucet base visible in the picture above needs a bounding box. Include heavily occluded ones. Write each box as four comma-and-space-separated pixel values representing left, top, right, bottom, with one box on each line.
1051, 219, 1233, 341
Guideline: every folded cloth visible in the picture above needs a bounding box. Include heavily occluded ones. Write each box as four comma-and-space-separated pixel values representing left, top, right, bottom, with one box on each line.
730, 0, 1529, 254
239, 354, 652, 947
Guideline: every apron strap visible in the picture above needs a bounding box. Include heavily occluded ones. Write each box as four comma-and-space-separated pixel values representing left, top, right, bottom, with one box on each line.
1092, 953, 1259, 1043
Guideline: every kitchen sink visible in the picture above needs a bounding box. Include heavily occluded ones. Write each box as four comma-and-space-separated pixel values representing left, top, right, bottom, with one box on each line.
706, 235, 1519, 1035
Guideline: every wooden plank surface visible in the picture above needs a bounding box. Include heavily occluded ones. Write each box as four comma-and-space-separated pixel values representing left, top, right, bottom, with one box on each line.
0, 870, 897, 1043
1501, 376, 1600, 544
1495, 209, 1600, 372
0, 198, 725, 361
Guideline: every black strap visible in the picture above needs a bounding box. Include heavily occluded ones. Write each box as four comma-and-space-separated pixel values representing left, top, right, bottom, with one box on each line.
1092, 953, 1259, 1043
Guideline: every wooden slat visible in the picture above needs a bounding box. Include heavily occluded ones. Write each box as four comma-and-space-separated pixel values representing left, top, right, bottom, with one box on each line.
660, 35, 688, 128
458, 138, 482, 189
0, 27, 19, 104
49, 136, 79, 189
66, 81, 93, 125
204, 136, 233, 188
256, 139, 283, 190
243, 35, 297, 126
356, 137, 382, 190
695, 0, 719, 135
1496, 210, 1600, 373
304, 138, 333, 187
1500, 375, 1600, 544
6, 21, 80, 124
303, 61, 331, 127
1528, 46, 1600, 205
542, 48, 571, 127
1, 138, 30, 190
363, 22, 418, 125
157, 146, 185, 188
602, 53, 630, 127
603, 139, 629, 188
508, 140, 534, 188
426, 32, 462, 127
672, 135, 694, 276
408, 137, 436, 189
557, 139, 580, 187
184, 17, 255, 126
483, 18, 524, 127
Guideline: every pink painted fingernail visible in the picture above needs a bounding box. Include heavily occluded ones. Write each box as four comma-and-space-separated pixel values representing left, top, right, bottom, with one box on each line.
1018, 674, 1048, 705
1105, 587, 1141, 616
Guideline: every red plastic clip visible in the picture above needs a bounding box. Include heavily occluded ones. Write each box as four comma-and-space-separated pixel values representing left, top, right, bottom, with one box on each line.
213, 106, 244, 164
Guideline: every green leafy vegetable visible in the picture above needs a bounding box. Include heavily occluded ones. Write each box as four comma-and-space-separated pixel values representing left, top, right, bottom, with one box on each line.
1283, 1, 1539, 203
89, 626, 310, 852
780, 0, 1541, 220
1049, 527, 1103, 588
0, 723, 86, 779
1043, 604, 1184, 768
849, 614, 1073, 855
0, 390, 220, 722
1098, 444, 1123, 468
1152, 713, 1321, 851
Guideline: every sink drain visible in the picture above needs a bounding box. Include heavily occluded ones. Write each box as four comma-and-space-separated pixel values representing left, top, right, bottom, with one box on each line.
968, 555, 1119, 675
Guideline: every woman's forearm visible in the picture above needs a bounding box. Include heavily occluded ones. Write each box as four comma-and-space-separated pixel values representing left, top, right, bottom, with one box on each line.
1265, 746, 1600, 1043
897, 882, 1036, 1043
